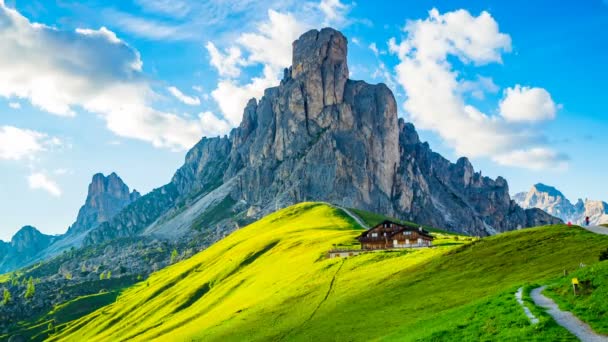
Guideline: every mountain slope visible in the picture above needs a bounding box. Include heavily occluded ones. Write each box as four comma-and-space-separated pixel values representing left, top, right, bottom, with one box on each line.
0, 173, 140, 274
0, 226, 56, 272
82, 27, 557, 246
515, 183, 608, 225
51, 203, 608, 341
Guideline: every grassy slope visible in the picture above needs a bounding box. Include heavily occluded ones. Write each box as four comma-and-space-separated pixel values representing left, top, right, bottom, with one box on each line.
1, 291, 121, 341
50, 203, 608, 341
544, 260, 608, 334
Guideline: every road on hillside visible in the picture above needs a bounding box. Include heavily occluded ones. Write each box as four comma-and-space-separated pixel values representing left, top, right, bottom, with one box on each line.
531, 286, 608, 342
582, 226, 608, 235
328, 204, 370, 230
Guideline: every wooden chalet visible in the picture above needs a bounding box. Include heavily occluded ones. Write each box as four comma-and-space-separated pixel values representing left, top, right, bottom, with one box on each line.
357, 220, 433, 249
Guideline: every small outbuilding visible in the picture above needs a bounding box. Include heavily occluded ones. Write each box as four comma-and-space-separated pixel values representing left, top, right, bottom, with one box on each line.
357, 220, 433, 250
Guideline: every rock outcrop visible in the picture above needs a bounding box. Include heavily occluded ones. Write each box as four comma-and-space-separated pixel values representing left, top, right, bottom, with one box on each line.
82, 27, 558, 242
68, 172, 141, 235
515, 183, 608, 225
0, 226, 55, 273
0, 173, 140, 273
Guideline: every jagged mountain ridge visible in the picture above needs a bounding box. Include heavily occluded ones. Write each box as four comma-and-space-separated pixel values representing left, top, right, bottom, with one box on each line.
514, 183, 608, 225
0, 173, 139, 273
83, 27, 558, 245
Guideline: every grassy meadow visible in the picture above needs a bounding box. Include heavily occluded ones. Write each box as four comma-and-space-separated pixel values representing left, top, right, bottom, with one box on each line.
36, 202, 608, 341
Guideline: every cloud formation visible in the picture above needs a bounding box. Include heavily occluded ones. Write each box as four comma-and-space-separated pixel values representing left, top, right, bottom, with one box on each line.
0, 3, 215, 150
389, 8, 566, 170
0, 126, 59, 161
168, 86, 201, 106
28, 172, 62, 197
208, 1, 351, 128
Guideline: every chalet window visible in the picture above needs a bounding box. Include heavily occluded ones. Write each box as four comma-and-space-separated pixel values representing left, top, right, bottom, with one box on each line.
371, 233, 378, 237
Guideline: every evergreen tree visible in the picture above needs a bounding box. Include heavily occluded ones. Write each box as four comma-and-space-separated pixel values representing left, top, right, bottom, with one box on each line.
99, 271, 106, 280
2, 288, 11, 305
24, 277, 35, 299
106, 271, 112, 279
170, 249, 179, 264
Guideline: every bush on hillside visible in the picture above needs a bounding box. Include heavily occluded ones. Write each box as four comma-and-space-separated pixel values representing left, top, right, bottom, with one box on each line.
600, 248, 608, 261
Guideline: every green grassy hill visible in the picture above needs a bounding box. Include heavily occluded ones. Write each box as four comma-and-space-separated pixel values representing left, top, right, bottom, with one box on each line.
47, 203, 608, 341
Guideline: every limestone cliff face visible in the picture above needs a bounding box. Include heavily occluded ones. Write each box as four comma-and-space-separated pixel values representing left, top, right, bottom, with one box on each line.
515, 183, 608, 225
83, 27, 559, 243
68, 172, 141, 235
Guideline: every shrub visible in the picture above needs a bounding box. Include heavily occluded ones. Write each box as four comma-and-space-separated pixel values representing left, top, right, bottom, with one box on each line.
600, 248, 608, 261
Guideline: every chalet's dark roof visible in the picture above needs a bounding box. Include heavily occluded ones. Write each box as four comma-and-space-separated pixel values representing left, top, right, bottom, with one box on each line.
357, 220, 433, 240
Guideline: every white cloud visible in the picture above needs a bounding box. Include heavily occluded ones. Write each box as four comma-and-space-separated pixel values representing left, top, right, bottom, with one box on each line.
205, 42, 245, 78
494, 148, 568, 170
389, 8, 565, 170
459, 76, 499, 100
8, 102, 20, 109
319, 0, 350, 26
212, 66, 278, 126
499, 85, 557, 122
167, 86, 201, 106
198, 111, 231, 136
207, 1, 353, 129
0, 126, 58, 161
28, 172, 62, 197
237, 10, 307, 75
369, 42, 379, 56
107, 10, 192, 41
351, 37, 361, 45
0, 3, 211, 150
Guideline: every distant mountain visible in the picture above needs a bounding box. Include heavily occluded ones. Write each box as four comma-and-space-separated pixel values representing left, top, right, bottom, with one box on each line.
0, 172, 139, 273
68, 172, 140, 235
82, 27, 558, 245
0, 226, 56, 272
514, 183, 608, 225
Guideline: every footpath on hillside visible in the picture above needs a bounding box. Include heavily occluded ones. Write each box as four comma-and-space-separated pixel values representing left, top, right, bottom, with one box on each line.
582, 225, 608, 236
329, 204, 370, 230
530, 286, 608, 342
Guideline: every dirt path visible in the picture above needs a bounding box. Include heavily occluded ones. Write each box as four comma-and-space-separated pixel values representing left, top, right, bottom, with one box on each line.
332, 205, 370, 229
582, 225, 608, 236
531, 286, 608, 342
515, 287, 539, 324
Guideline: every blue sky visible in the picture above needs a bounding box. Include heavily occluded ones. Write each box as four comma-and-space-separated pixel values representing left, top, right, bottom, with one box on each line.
0, 0, 607, 241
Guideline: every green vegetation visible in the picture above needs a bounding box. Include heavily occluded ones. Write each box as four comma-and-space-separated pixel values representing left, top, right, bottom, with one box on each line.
47, 202, 608, 341
601, 224, 608, 228
170, 249, 179, 264
0, 291, 121, 341
600, 248, 608, 261
544, 260, 608, 334
24, 276, 35, 299
3, 288, 11, 305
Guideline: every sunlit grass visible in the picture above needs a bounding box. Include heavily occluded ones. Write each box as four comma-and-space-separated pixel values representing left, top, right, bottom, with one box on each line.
49, 203, 608, 341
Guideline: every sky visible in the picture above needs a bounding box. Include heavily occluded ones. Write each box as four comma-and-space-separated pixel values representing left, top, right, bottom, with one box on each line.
0, 0, 607, 241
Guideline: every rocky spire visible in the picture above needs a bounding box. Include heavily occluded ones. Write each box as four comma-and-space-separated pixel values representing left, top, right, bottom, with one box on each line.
68, 172, 140, 235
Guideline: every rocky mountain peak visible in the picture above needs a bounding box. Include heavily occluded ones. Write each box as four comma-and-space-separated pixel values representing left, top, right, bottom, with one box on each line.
68, 172, 140, 235
515, 183, 608, 225
10, 226, 53, 254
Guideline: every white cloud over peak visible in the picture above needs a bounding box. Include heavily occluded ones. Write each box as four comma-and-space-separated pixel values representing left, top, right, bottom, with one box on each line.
212, 66, 278, 126
168, 86, 201, 106
205, 42, 245, 78
319, 0, 350, 26
208, 0, 352, 129
237, 10, 307, 75
0, 3, 214, 150
28, 172, 62, 197
499, 85, 557, 122
389, 8, 566, 170
8, 102, 20, 109
0, 126, 59, 161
